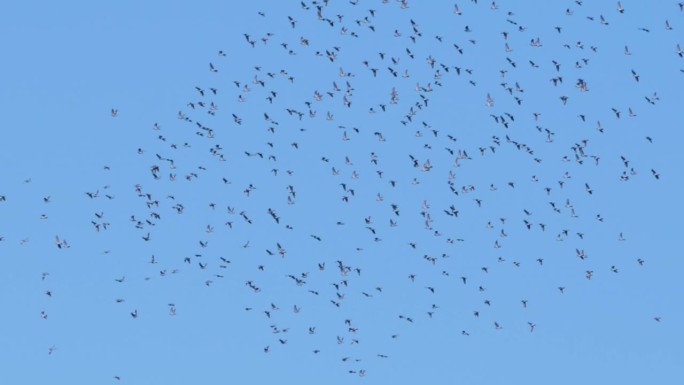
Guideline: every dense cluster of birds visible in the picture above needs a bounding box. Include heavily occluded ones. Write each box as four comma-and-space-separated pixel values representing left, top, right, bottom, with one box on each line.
3, 0, 681, 381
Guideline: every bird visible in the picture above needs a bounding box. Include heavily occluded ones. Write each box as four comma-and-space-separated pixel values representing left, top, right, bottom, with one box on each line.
1, 1, 676, 380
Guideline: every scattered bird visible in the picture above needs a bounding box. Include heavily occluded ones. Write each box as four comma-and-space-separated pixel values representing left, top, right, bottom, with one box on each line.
1, 1, 674, 381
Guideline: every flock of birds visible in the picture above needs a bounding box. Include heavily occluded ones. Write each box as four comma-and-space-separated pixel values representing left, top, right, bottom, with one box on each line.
3, 0, 681, 381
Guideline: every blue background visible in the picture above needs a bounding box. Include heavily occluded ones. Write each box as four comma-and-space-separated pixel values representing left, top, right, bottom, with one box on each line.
1, 1, 681, 384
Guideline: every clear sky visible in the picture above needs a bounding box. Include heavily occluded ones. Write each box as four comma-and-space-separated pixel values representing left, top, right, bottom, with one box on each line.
1, 1, 682, 384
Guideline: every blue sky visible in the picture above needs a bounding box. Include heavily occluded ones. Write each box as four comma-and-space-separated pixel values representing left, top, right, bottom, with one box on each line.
1, 1, 682, 384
